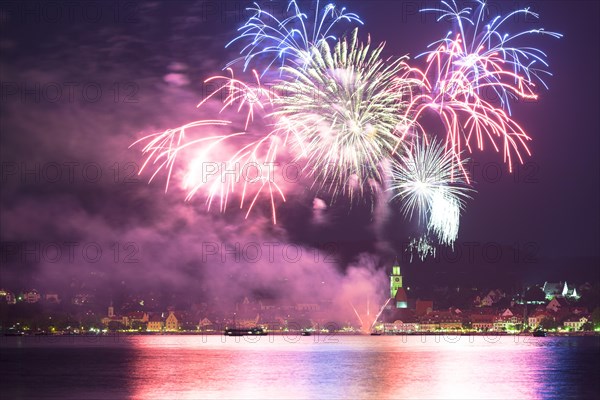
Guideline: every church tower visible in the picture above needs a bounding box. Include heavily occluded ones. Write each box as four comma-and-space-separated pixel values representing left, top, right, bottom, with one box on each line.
390, 259, 403, 298
108, 301, 114, 318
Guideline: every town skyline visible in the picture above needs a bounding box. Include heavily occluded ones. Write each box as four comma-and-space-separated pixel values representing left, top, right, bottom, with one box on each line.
2, 257, 598, 335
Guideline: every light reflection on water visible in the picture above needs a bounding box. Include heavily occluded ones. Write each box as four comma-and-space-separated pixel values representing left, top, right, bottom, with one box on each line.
1, 335, 598, 399
128, 335, 597, 399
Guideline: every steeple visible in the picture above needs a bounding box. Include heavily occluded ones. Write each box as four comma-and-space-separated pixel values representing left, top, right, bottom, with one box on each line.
390, 258, 403, 298
392, 259, 401, 276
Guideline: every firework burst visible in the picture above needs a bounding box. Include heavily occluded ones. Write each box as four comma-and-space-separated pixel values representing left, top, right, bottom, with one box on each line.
420, 0, 562, 112
408, 0, 561, 173
272, 28, 416, 199
227, 0, 363, 73
389, 137, 472, 246
131, 0, 559, 252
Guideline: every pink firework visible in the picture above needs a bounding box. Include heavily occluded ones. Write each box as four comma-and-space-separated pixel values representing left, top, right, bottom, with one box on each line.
132, 70, 288, 224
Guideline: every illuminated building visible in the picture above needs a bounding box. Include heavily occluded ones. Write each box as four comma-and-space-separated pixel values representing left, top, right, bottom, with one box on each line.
390, 259, 408, 309
542, 281, 580, 300
563, 316, 588, 331
165, 311, 181, 331
108, 302, 114, 317
546, 297, 569, 313
0, 289, 16, 304
390, 259, 403, 298
147, 314, 164, 331
101, 302, 130, 328
528, 310, 550, 329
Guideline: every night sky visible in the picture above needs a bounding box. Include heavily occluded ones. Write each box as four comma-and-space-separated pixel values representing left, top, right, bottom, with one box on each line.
1, 0, 598, 301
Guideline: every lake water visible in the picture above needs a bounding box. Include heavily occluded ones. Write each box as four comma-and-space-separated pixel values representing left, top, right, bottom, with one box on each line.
1, 335, 598, 399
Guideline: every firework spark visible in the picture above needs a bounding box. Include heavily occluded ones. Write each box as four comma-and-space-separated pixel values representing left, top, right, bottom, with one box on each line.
370, 297, 392, 331
389, 137, 473, 246
407, 0, 561, 172
132, 0, 559, 250
227, 0, 363, 73
420, 0, 562, 113
132, 70, 288, 223
407, 236, 436, 262
272, 28, 416, 199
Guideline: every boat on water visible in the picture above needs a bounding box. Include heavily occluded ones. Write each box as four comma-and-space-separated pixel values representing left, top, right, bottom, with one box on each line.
370, 332, 382, 336
224, 327, 267, 336
533, 329, 547, 337
300, 331, 311, 336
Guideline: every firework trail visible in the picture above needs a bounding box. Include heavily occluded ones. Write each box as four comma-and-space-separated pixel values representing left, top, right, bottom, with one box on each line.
132, 0, 559, 251
349, 302, 365, 328
350, 297, 391, 333
370, 298, 392, 331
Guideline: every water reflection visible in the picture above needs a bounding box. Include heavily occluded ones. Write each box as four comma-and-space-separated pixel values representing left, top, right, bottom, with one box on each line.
130, 335, 313, 399
128, 335, 598, 399
1, 335, 597, 399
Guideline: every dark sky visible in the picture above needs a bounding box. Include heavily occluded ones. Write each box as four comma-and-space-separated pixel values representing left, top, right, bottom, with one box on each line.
0, 0, 598, 298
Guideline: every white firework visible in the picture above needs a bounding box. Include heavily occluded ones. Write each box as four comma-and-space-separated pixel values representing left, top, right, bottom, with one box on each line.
407, 236, 436, 262
389, 137, 473, 246
428, 188, 462, 246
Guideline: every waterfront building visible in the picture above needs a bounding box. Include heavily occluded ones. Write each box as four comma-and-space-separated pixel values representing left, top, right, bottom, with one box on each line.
390, 259, 408, 309
147, 314, 164, 332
